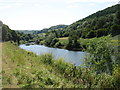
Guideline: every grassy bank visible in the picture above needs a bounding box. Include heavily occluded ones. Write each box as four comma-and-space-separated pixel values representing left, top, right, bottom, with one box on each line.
2, 42, 119, 88
58, 35, 120, 51
2, 42, 74, 88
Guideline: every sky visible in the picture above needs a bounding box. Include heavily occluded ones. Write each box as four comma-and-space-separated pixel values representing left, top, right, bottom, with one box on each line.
0, 0, 119, 30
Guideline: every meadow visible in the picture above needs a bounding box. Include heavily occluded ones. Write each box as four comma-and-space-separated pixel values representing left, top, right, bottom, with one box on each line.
59, 37, 68, 46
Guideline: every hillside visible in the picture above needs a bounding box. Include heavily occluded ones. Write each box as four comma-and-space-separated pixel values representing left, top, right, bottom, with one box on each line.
83, 4, 120, 20
65, 4, 120, 38
35, 24, 68, 34
17, 24, 68, 34
1, 24, 19, 43
2, 42, 72, 88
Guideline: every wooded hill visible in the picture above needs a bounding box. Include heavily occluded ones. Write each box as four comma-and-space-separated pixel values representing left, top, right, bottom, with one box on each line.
2, 24, 20, 43
64, 4, 120, 38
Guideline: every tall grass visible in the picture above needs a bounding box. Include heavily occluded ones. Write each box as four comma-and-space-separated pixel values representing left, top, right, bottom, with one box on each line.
2, 41, 119, 88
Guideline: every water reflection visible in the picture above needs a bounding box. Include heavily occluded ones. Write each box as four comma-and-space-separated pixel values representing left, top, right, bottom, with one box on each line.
19, 44, 87, 66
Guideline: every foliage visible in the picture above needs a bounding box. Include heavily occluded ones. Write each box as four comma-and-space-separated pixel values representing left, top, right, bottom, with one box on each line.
63, 4, 120, 39
2, 24, 20, 44
114, 10, 120, 25
111, 25, 120, 36
2, 42, 120, 88
83, 35, 118, 74
54, 42, 62, 48
50, 38, 59, 46
44, 33, 56, 46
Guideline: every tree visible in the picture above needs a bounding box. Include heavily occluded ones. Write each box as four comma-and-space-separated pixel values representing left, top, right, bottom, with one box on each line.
114, 11, 120, 25
50, 38, 59, 47
95, 29, 108, 37
45, 33, 56, 46
66, 36, 73, 49
111, 25, 120, 36
54, 42, 62, 48
95, 17, 106, 29
2, 24, 20, 44
84, 35, 116, 74
86, 30, 95, 38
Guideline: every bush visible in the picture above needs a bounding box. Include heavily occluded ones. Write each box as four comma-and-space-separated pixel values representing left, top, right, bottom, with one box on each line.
40, 54, 53, 64
83, 35, 117, 74
54, 42, 62, 48
50, 38, 59, 46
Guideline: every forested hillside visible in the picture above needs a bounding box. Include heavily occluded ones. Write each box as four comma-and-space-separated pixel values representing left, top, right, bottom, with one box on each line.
2, 24, 20, 44
65, 4, 120, 38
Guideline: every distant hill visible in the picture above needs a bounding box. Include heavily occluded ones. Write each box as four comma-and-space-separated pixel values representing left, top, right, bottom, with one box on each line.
16, 30, 39, 34
17, 25, 68, 34
35, 24, 68, 34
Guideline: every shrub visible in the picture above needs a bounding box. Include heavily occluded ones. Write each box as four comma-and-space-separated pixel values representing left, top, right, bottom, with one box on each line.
40, 54, 53, 64
83, 35, 117, 74
54, 42, 62, 48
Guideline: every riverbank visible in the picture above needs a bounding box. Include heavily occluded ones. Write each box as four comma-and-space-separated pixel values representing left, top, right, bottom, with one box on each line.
2, 42, 74, 88
2, 42, 119, 88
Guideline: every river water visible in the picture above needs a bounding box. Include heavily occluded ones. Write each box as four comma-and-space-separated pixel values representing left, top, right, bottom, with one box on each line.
19, 44, 87, 66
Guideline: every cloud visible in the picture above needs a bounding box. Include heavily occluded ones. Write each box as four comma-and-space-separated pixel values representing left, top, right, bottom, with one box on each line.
67, 0, 119, 3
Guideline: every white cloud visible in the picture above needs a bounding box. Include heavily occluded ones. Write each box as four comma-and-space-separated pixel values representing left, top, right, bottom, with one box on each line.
67, 0, 119, 3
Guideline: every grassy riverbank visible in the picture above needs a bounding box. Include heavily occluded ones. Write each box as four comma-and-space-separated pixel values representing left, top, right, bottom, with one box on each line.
2, 42, 120, 88
57, 35, 120, 51
2, 42, 74, 88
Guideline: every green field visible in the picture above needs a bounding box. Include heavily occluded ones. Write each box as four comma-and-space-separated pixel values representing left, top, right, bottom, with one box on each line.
59, 37, 68, 46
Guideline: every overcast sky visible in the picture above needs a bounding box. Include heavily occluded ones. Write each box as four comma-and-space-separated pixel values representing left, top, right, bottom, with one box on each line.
0, 0, 119, 30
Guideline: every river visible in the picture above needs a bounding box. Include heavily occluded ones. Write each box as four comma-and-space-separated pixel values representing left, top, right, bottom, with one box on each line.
19, 44, 87, 66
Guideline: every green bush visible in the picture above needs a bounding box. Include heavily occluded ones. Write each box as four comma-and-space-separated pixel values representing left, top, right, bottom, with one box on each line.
54, 42, 62, 48
40, 53, 53, 64
83, 35, 117, 74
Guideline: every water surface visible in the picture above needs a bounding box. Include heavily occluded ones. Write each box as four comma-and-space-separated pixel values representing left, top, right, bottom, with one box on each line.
19, 44, 87, 66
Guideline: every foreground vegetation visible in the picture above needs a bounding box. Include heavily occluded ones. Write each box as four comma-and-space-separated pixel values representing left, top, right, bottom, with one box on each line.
2, 41, 120, 88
